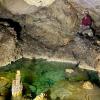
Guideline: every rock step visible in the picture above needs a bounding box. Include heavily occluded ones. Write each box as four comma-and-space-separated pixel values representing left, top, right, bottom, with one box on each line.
78, 63, 97, 71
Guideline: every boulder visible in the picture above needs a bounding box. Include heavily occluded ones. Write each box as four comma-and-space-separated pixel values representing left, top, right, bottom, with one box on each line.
65, 69, 74, 74
82, 81, 93, 89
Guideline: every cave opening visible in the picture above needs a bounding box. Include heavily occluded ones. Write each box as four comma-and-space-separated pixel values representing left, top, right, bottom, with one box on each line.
0, 18, 22, 40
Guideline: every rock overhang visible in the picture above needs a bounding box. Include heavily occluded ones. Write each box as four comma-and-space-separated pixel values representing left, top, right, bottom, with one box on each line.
24, 0, 56, 7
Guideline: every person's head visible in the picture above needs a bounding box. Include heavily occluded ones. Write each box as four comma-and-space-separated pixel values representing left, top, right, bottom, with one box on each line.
83, 9, 89, 16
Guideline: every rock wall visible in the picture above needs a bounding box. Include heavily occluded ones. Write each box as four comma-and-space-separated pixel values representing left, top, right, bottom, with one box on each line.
0, 0, 38, 14
69, 0, 100, 27
22, 0, 78, 48
0, 25, 21, 66
0, 0, 99, 70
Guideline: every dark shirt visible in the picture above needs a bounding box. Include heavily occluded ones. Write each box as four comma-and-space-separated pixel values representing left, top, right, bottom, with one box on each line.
82, 15, 92, 26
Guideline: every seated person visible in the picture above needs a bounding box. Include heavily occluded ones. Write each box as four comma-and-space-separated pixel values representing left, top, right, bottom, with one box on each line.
78, 9, 94, 37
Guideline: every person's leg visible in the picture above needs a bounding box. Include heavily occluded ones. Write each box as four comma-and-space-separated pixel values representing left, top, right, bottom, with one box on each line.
78, 25, 87, 36
78, 25, 84, 33
90, 26, 95, 36
82, 26, 90, 35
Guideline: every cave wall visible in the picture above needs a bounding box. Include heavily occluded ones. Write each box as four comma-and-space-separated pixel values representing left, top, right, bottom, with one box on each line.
69, 0, 100, 26
0, 0, 99, 69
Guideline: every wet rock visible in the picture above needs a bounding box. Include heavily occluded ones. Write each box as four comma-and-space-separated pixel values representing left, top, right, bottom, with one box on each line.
65, 69, 74, 74
50, 80, 100, 100
0, 77, 9, 96
82, 81, 93, 89
65, 68, 89, 81
34, 93, 47, 100
0, 96, 4, 100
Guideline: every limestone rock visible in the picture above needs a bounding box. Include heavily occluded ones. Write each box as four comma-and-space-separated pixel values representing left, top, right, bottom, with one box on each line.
22, 0, 78, 50
0, 25, 20, 66
34, 93, 47, 100
69, 0, 100, 27
24, 0, 55, 7
82, 81, 93, 89
0, 0, 99, 71
95, 55, 100, 72
0, 0, 38, 14
65, 69, 74, 74
69, 0, 100, 13
0, 0, 55, 14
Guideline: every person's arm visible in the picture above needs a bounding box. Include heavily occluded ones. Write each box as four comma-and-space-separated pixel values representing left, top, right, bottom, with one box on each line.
91, 17, 97, 28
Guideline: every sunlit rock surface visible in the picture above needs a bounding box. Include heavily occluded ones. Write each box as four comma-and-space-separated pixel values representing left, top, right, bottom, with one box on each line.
0, 0, 55, 14
82, 81, 93, 90
69, 0, 100, 12
0, 0, 37, 14
24, 0, 55, 7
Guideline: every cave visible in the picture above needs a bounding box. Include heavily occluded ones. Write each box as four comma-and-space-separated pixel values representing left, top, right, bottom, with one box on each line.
0, 18, 22, 40
0, 0, 100, 100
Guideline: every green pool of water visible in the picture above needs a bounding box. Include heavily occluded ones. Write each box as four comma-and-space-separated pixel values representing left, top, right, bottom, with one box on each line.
0, 58, 100, 100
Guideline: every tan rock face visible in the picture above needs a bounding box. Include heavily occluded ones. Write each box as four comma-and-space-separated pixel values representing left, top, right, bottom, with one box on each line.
0, 0, 100, 27
69, 0, 100, 12
95, 55, 100, 72
0, 25, 20, 66
24, 0, 78, 48
69, 0, 100, 26
24, 0, 55, 7
0, 0, 37, 14
0, 0, 55, 14
50, 0, 78, 33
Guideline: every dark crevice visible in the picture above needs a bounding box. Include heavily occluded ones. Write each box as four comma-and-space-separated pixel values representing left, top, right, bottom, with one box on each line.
0, 18, 22, 40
